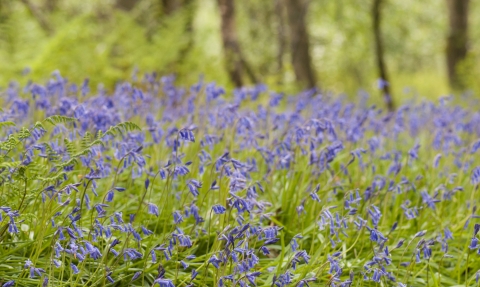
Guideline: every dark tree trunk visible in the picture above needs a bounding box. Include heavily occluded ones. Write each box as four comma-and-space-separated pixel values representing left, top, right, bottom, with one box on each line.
446, 0, 469, 90
372, 0, 394, 111
161, 0, 180, 15
217, 0, 257, 87
284, 0, 316, 89
115, 0, 137, 11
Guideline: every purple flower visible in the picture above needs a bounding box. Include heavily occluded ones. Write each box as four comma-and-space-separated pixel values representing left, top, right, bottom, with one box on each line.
148, 203, 159, 217
472, 167, 480, 185
131, 271, 142, 282
70, 263, 79, 274
212, 204, 227, 214
153, 278, 175, 287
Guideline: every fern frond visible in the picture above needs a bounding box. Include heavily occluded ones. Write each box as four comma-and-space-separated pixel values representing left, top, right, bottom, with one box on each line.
34, 122, 45, 130
95, 130, 104, 140
38, 172, 67, 183
57, 158, 78, 169
81, 132, 92, 149
104, 122, 141, 137
72, 148, 92, 158
44, 115, 76, 126
0, 161, 22, 169
18, 128, 31, 140
64, 139, 76, 157
0, 121, 15, 129
0, 134, 20, 151
88, 139, 105, 148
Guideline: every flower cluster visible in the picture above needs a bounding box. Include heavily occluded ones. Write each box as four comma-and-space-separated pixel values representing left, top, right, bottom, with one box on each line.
0, 72, 480, 286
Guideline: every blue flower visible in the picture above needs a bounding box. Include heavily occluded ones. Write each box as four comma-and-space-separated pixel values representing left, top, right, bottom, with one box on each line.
212, 204, 227, 214
70, 263, 79, 274
148, 203, 159, 217
153, 278, 175, 287
471, 167, 480, 185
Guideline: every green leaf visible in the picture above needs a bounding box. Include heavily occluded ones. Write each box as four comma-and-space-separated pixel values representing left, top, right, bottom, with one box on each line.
0, 121, 15, 128
44, 115, 76, 126
104, 121, 141, 137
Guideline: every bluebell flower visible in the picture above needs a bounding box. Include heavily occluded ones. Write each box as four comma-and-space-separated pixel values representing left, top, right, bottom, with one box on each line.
148, 203, 159, 217
212, 204, 227, 214
414, 230, 427, 238
191, 269, 198, 281
180, 260, 188, 269
179, 129, 195, 142
187, 180, 201, 197
153, 278, 175, 287
421, 191, 440, 210
372, 269, 382, 282
71, 263, 79, 274
106, 190, 114, 202
469, 237, 479, 250
131, 271, 142, 282
475, 224, 480, 236
408, 143, 420, 160
124, 248, 143, 260
262, 226, 281, 239
471, 140, 480, 154
309, 184, 321, 202
433, 153, 442, 168
472, 167, 480, 185
209, 255, 222, 269
290, 234, 302, 251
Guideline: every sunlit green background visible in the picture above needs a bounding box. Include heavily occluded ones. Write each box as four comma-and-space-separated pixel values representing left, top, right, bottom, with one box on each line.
1, 0, 480, 99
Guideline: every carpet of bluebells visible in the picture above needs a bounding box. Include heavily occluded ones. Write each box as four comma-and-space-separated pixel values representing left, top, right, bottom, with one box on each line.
2, 72, 480, 287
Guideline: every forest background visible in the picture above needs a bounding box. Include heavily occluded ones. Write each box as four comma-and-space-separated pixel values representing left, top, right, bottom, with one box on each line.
0, 0, 478, 107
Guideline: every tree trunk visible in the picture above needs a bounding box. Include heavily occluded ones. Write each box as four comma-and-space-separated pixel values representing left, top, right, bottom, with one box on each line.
176, 0, 195, 62
44, 0, 57, 12
217, 0, 257, 87
19, 0, 53, 35
115, 0, 137, 11
372, 0, 394, 111
162, 0, 180, 15
275, 0, 286, 78
284, 0, 316, 89
0, 0, 9, 23
446, 0, 469, 90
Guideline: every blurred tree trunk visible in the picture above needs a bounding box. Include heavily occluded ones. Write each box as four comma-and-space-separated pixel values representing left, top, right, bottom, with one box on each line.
275, 0, 286, 80
372, 0, 394, 111
116, 0, 137, 11
177, 0, 195, 62
154, 0, 196, 68
446, 0, 469, 90
44, 0, 57, 12
19, 0, 53, 35
217, 0, 257, 86
0, 0, 8, 23
162, 0, 180, 15
284, 0, 316, 89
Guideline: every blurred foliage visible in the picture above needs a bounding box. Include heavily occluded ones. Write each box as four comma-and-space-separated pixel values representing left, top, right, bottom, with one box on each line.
0, 0, 479, 99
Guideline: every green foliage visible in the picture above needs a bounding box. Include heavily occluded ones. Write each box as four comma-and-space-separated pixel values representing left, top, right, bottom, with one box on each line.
0, 121, 16, 129
0, 0, 479, 99
104, 121, 141, 137
44, 115, 76, 126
